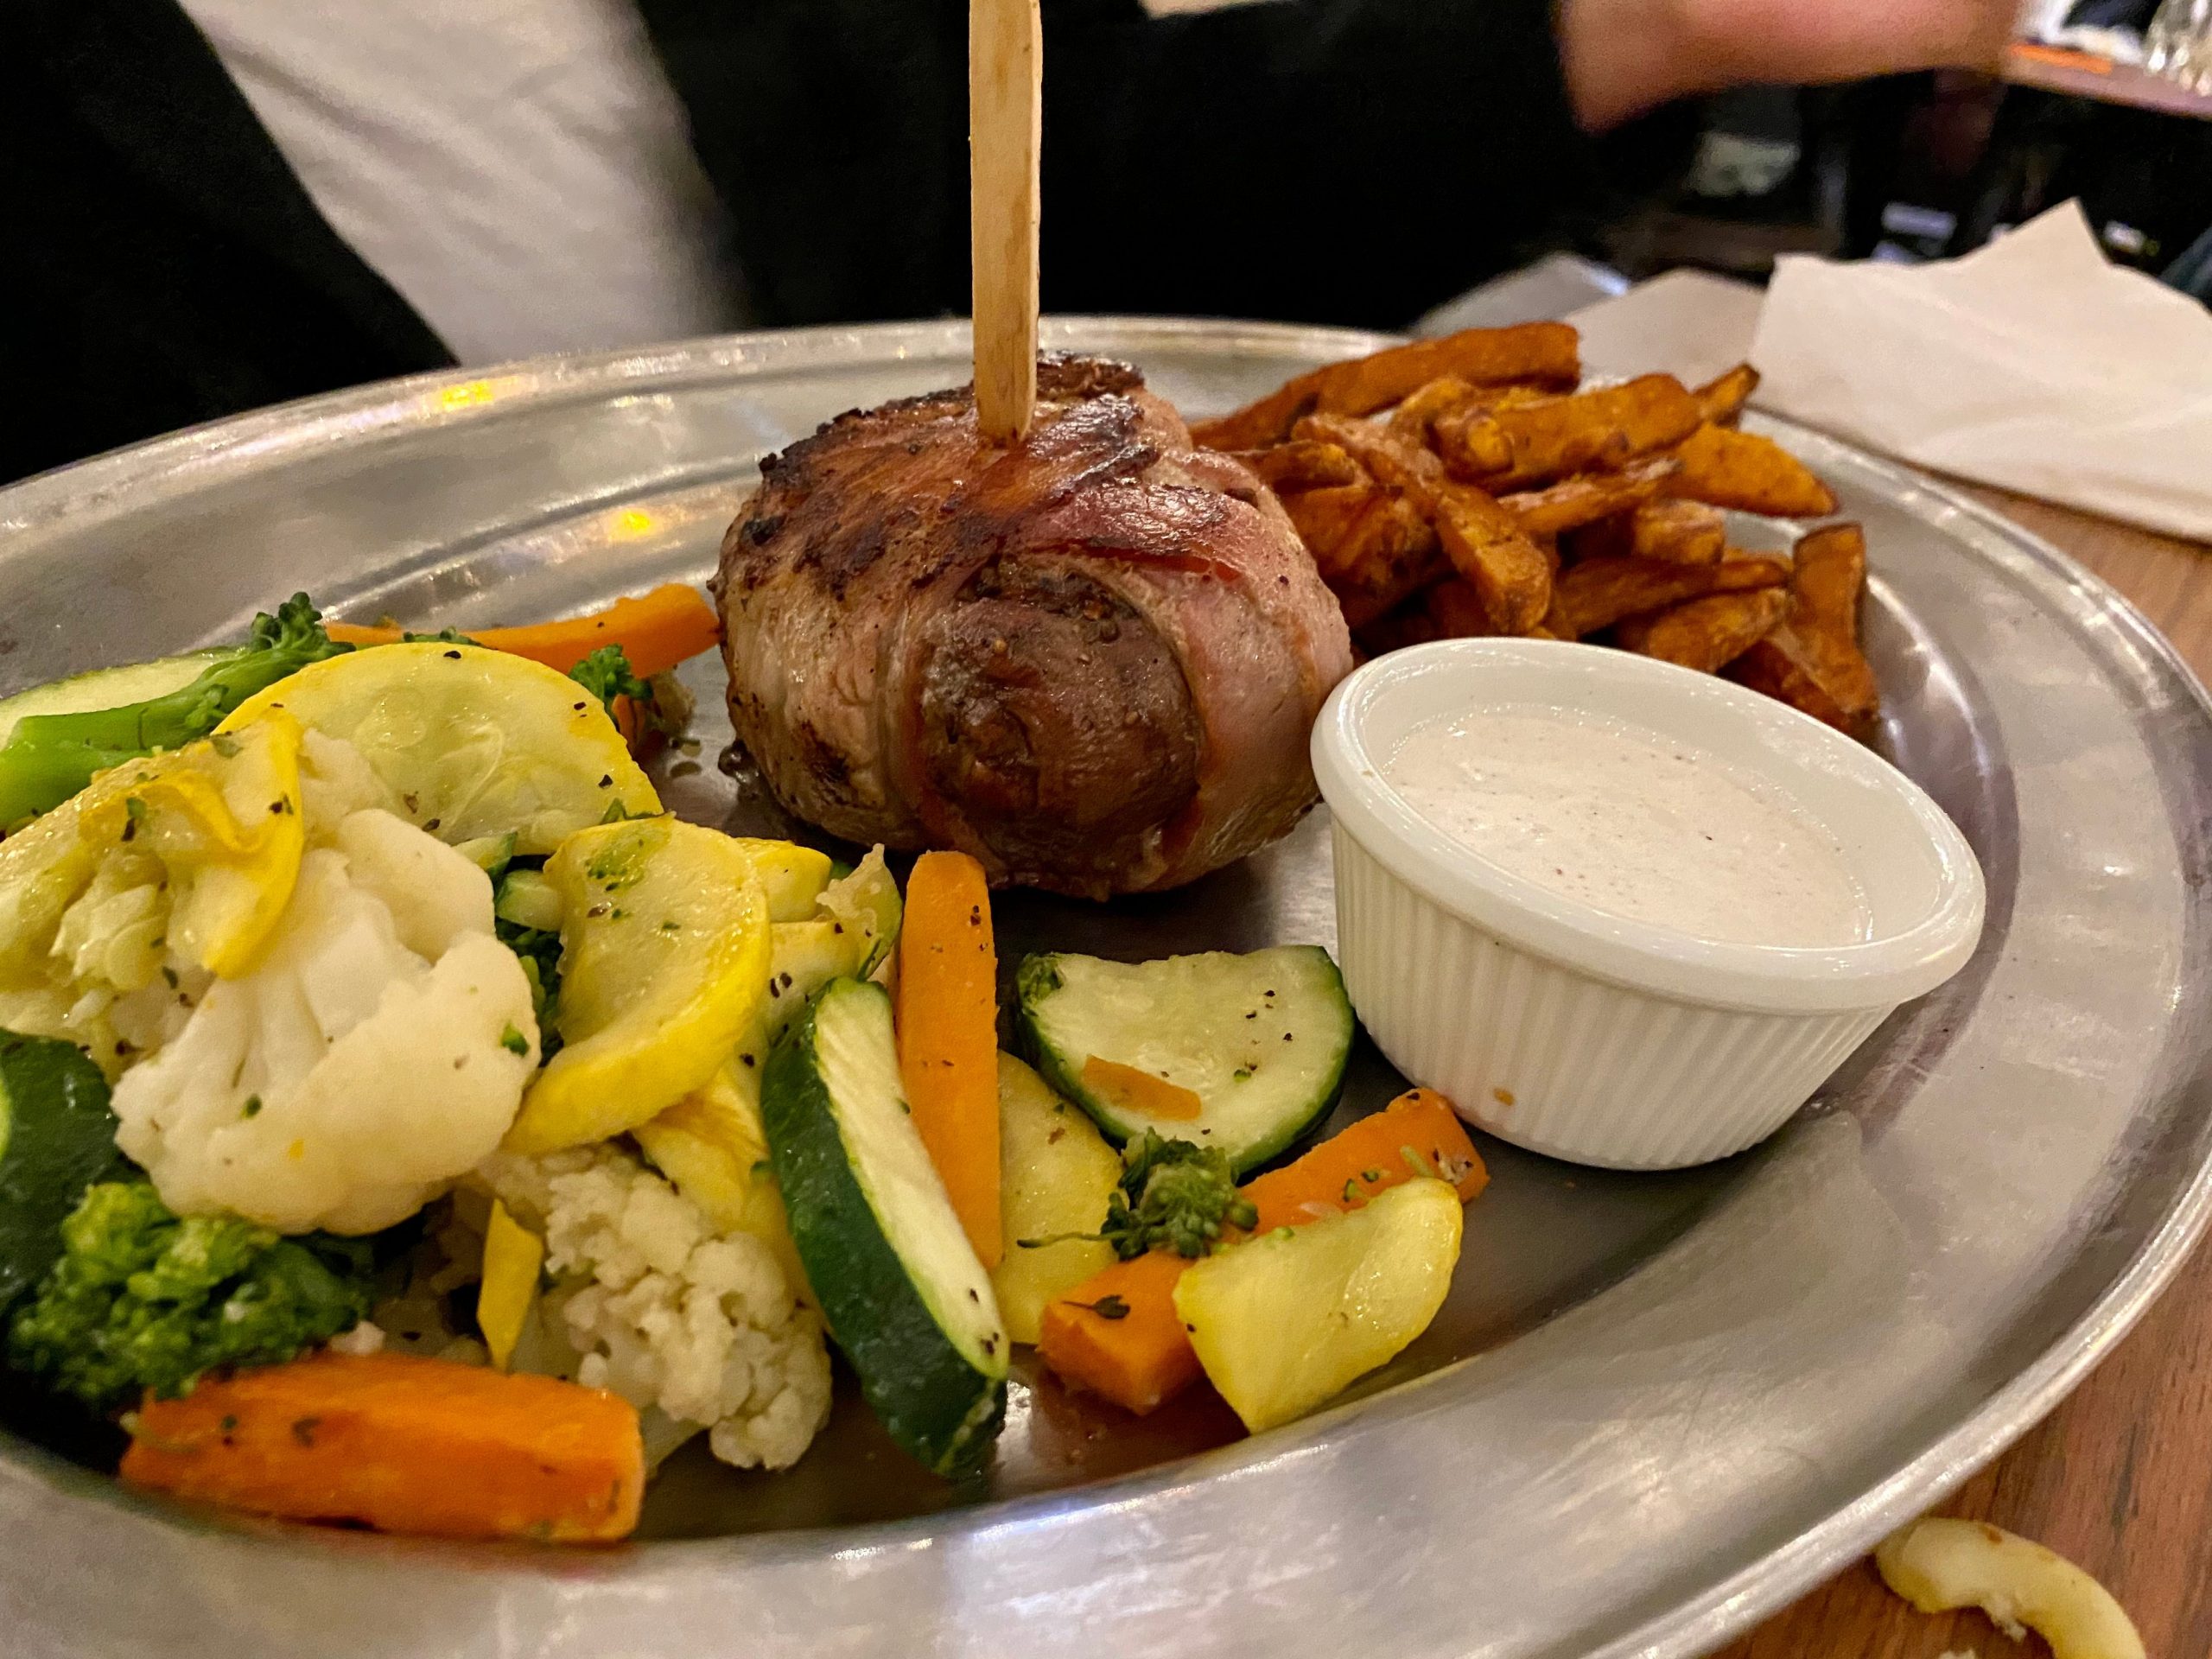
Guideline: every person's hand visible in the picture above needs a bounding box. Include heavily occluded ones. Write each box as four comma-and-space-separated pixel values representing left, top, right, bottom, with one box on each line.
1560, 0, 2018, 130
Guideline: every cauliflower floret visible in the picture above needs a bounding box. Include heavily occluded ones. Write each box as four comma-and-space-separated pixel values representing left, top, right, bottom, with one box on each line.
0, 724, 389, 1071
298, 728, 395, 837
112, 807, 537, 1235
483, 1143, 832, 1472
0, 839, 194, 1067
51, 851, 168, 998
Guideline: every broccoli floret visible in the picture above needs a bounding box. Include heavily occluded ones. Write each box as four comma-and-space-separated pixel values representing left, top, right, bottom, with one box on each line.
1022, 1130, 1256, 1262
1100, 1132, 1257, 1259
568, 644, 652, 717
567, 645, 693, 747
492, 861, 564, 1060
5, 1181, 374, 1412
0, 594, 351, 824
493, 880, 564, 1062
499, 923, 565, 1059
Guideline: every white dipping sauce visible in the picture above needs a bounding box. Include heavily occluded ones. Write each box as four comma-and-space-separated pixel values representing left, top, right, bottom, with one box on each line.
1382, 705, 1871, 947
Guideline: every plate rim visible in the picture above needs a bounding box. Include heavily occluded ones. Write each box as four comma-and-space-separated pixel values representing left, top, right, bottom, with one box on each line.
1561, 433, 2212, 1657
3, 316, 2209, 1659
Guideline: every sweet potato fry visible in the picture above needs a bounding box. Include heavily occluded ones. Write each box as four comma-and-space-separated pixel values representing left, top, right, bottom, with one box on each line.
1667, 423, 1838, 518
1281, 482, 1382, 575
1314, 324, 1581, 415
1569, 498, 1728, 565
1309, 322, 1574, 413
1692, 364, 1760, 427
1338, 510, 1455, 627
1786, 523, 1879, 721
1421, 578, 1495, 639
1728, 628, 1855, 731
1397, 383, 1556, 464
1502, 457, 1681, 538
1236, 441, 1365, 494
1296, 413, 1552, 634
1615, 587, 1789, 672
1437, 374, 1702, 490
1354, 605, 1443, 658
1721, 550, 1792, 581
1546, 552, 1786, 639
1385, 376, 1486, 448
1426, 410, 1516, 475
1471, 385, 1554, 415
1190, 323, 1581, 450
1296, 487, 1447, 628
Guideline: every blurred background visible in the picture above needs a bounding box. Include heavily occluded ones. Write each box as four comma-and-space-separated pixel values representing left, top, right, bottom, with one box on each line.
6, 0, 2210, 485
1573, 3, 2212, 303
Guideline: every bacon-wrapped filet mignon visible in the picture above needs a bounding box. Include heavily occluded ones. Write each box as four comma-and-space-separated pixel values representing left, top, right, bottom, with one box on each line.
714, 355, 1354, 898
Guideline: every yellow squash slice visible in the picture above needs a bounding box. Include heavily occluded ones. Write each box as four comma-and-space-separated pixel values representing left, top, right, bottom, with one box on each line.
729, 839, 834, 923
632, 876, 887, 1290
0, 714, 306, 986
477, 1198, 545, 1372
632, 1060, 807, 1294
1173, 1177, 1463, 1433
505, 817, 769, 1153
1877, 1518, 2146, 1659
219, 643, 658, 854
79, 714, 308, 977
990, 1053, 1118, 1344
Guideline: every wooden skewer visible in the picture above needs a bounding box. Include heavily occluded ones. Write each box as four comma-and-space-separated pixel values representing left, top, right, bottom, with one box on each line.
969, 0, 1041, 443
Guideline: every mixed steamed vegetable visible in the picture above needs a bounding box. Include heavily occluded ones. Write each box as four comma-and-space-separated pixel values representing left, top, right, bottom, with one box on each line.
0, 584, 1491, 1542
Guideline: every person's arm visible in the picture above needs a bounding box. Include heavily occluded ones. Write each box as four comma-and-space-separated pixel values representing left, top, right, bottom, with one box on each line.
1041, 0, 1682, 327
1560, 0, 2017, 130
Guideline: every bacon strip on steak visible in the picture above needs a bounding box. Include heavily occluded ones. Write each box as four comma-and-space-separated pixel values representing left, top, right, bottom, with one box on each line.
714, 355, 1354, 898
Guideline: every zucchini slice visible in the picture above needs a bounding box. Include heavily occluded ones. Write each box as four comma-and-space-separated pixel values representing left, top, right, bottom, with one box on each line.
0, 653, 225, 751
0, 1032, 125, 1313
1015, 945, 1354, 1175
989, 1053, 1119, 1345
762, 977, 1006, 1476
1173, 1177, 1464, 1433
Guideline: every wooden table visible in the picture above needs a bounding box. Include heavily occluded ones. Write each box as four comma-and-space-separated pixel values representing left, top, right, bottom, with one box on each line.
2004, 41, 2212, 124
1722, 486, 2212, 1659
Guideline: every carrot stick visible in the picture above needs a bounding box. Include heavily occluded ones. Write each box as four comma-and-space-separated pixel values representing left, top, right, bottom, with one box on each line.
1033, 1249, 1201, 1413
1243, 1088, 1487, 1225
120, 1351, 643, 1542
1035, 1089, 1486, 1414
1080, 1055, 1203, 1122
893, 851, 1001, 1267
327, 583, 721, 678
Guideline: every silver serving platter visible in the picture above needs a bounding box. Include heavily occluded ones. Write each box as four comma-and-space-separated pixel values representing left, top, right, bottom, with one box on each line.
3, 319, 2209, 1659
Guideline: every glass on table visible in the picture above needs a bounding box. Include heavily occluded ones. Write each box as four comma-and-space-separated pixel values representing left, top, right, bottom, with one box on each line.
2146, 0, 2212, 92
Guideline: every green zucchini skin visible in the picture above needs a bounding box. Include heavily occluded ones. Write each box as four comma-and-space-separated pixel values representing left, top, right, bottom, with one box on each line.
0, 1032, 127, 1313
1014, 946, 1356, 1176
762, 979, 1005, 1478
0, 654, 224, 751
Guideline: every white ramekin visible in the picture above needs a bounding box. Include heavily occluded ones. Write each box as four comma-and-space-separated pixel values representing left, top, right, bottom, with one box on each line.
1313, 639, 1986, 1169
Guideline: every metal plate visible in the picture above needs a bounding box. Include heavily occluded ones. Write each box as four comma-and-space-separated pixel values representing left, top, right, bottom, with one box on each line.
3, 319, 2209, 1659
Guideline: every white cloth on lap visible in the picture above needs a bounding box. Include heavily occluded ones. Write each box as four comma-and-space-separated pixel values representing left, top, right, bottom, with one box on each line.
179, 0, 745, 365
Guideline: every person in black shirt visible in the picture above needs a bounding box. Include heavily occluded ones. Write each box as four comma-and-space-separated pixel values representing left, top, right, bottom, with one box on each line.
2, 0, 2014, 483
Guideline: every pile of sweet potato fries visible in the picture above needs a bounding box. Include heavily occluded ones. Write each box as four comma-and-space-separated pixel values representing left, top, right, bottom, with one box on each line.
1192, 323, 1879, 736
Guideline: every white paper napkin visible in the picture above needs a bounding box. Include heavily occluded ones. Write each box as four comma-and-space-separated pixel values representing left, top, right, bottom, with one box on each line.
1750, 202, 2212, 543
